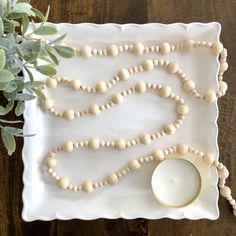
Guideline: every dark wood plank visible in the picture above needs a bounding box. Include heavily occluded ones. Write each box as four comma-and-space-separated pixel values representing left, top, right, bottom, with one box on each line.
148, 0, 236, 235
0, 0, 236, 235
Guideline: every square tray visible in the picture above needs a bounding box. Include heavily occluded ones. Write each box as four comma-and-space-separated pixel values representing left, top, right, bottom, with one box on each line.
22, 22, 220, 221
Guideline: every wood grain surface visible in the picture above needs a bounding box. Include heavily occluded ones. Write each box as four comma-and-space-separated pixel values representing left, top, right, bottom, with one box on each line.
0, 0, 236, 235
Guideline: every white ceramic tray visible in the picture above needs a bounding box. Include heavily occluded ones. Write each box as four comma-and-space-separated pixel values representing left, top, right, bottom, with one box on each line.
22, 23, 220, 221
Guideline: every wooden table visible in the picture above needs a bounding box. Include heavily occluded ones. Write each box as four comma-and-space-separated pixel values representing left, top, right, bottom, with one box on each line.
0, 0, 235, 235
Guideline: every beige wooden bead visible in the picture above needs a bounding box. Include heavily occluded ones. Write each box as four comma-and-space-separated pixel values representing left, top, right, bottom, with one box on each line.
220, 62, 228, 72
129, 159, 141, 171
135, 82, 147, 93
88, 138, 100, 150
89, 104, 100, 115
115, 138, 126, 149
133, 42, 144, 55
219, 81, 228, 93
81, 46, 92, 58
167, 61, 179, 74
204, 90, 216, 103
142, 59, 154, 71
46, 157, 57, 168
43, 98, 54, 109
218, 167, 229, 179
211, 41, 223, 55
139, 133, 151, 145
202, 153, 214, 166
118, 68, 129, 80
82, 181, 93, 193
95, 81, 107, 93
63, 141, 74, 152
107, 44, 119, 57
46, 78, 57, 89
220, 186, 231, 198
159, 85, 172, 97
107, 173, 119, 185
153, 149, 165, 161
177, 144, 189, 155
183, 39, 195, 52
230, 199, 236, 205
71, 80, 81, 90
176, 104, 189, 115
59, 177, 69, 189
183, 80, 195, 92
160, 42, 171, 54
112, 93, 124, 104
163, 123, 176, 135
63, 109, 75, 120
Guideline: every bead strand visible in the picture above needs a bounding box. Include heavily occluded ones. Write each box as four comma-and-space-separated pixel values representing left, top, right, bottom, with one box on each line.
43, 84, 188, 150
41, 80, 188, 124
44, 143, 236, 216
41, 53, 227, 118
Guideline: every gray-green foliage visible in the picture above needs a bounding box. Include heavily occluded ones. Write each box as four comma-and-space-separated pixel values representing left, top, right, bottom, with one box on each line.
0, 0, 76, 155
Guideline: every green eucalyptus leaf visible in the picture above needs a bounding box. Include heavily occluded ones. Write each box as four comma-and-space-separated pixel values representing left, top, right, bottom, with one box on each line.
6, 0, 11, 15
25, 80, 44, 87
0, 69, 15, 83
0, 17, 3, 36
43, 5, 50, 23
48, 33, 66, 45
0, 100, 14, 115
25, 86, 33, 94
16, 93, 35, 101
4, 126, 23, 135
22, 39, 41, 62
31, 39, 42, 52
21, 15, 29, 35
31, 8, 44, 20
15, 100, 25, 116
35, 25, 57, 35
0, 48, 6, 70
23, 65, 33, 82
3, 90, 17, 100
7, 12, 26, 19
15, 45, 23, 58
11, 3, 36, 17
6, 100, 14, 111
36, 64, 56, 76
31, 87, 45, 100
4, 81, 17, 93
8, 33, 17, 48
54, 45, 76, 58
15, 80, 25, 92
0, 38, 9, 50
39, 47, 48, 57
46, 48, 59, 65
1, 128, 16, 155
0, 81, 8, 90
39, 56, 54, 64
0, 106, 7, 115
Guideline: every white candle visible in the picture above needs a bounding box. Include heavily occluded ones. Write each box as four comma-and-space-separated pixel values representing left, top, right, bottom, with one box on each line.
151, 158, 201, 208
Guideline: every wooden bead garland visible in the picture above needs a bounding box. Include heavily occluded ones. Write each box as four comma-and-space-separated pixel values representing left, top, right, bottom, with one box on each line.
40, 82, 188, 146
41, 83, 187, 150
44, 144, 236, 216
39, 40, 228, 120
40, 39, 224, 58
41, 39, 233, 215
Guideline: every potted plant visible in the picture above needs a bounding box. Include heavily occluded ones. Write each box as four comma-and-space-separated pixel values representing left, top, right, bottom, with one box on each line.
0, 0, 75, 155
